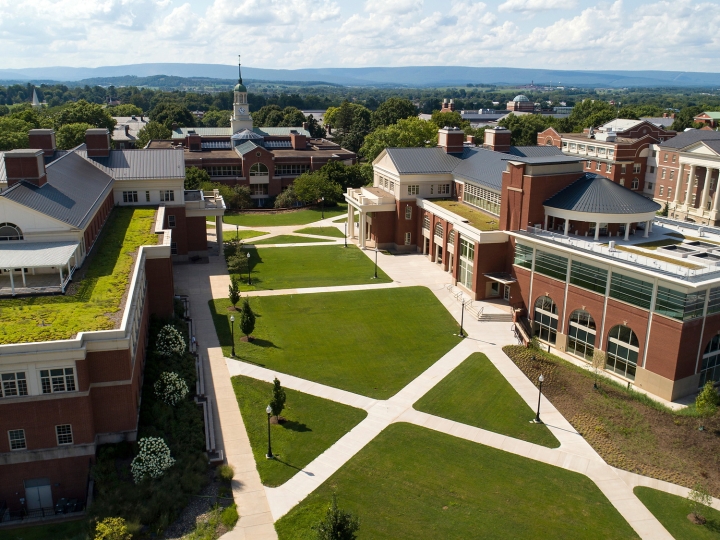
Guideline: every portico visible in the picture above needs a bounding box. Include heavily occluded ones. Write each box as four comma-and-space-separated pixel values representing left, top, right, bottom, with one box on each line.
344, 187, 396, 249
671, 161, 720, 223
0, 241, 80, 296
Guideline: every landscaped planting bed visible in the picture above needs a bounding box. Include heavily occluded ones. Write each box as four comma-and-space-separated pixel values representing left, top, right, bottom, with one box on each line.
503, 345, 720, 496
0, 207, 157, 344
275, 423, 638, 539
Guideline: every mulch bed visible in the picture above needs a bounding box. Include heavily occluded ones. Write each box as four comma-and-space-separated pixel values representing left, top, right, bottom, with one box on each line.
503, 345, 720, 496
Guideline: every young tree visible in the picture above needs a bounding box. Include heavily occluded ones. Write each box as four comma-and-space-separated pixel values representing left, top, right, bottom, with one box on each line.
313, 493, 359, 540
185, 166, 212, 190
239, 297, 256, 340
687, 483, 713, 524
430, 110, 467, 129
228, 276, 241, 309
56, 122, 94, 149
136, 121, 171, 148
270, 377, 286, 421
695, 380, 719, 430
305, 114, 326, 138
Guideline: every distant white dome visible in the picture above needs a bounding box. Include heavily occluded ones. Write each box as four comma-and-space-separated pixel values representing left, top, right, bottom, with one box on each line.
513, 95, 530, 102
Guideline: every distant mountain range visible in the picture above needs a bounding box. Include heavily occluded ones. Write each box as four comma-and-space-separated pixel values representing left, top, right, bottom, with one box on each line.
1, 63, 719, 88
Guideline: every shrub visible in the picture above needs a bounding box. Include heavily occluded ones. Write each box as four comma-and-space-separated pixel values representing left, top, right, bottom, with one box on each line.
270, 377, 286, 420
217, 464, 235, 483
131, 437, 176, 484
313, 493, 359, 540
154, 372, 189, 406
224, 239, 240, 258
227, 254, 249, 275
695, 381, 719, 430
156, 324, 186, 357
95, 517, 132, 540
221, 504, 239, 529
240, 297, 256, 339
229, 277, 241, 308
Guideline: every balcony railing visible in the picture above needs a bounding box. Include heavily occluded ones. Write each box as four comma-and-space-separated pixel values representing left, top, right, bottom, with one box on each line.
346, 188, 395, 206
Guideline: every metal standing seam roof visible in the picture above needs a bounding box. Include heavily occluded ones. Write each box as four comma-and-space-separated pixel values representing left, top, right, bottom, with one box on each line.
507, 146, 566, 158
77, 148, 185, 179
231, 129, 264, 140
1, 152, 114, 228
384, 147, 463, 174
253, 127, 311, 137
0, 152, 5, 184
659, 129, 720, 149
0, 241, 79, 268
543, 173, 661, 215
235, 140, 264, 156
452, 148, 509, 191
172, 127, 232, 139
698, 112, 720, 120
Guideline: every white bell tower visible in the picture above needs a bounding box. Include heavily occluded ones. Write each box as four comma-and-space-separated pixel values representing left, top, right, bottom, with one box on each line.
231, 55, 253, 133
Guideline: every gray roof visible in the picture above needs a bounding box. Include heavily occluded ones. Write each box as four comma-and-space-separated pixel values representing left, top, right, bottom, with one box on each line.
77, 148, 185, 179
235, 140, 264, 156
452, 148, 509, 190
1, 152, 114, 228
253, 127, 310, 137
0, 153, 5, 184
385, 147, 463, 174
641, 117, 675, 128
0, 241, 79, 269
507, 146, 565, 158
172, 127, 232, 139
231, 129, 263, 140
659, 129, 720, 149
543, 173, 661, 215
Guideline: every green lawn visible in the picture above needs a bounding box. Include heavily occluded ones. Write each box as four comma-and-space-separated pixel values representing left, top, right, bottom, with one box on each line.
230, 245, 391, 292
0, 207, 157, 344
252, 235, 333, 245
225, 229, 270, 241
210, 287, 461, 399
634, 487, 720, 539
231, 375, 367, 487
414, 353, 559, 448
294, 227, 346, 238
275, 423, 638, 540
223, 204, 347, 227
0, 519, 87, 540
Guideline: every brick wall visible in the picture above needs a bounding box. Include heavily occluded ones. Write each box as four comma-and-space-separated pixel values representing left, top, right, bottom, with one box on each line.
146, 257, 175, 318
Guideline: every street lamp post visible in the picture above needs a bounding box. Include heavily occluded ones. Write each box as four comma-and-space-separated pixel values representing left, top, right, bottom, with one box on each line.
265, 404, 274, 459
246, 252, 252, 285
534, 374, 545, 423
236, 224, 239, 241
321, 196, 325, 219
230, 315, 235, 357
459, 299, 466, 337
344, 222, 347, 248
373, 246, 378, 279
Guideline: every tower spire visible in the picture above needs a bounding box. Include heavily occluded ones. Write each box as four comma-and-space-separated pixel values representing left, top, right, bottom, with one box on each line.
238, 54, 243, 85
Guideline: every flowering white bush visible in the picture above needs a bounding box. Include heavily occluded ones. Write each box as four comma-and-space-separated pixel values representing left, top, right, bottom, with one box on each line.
156, 324, 186, 357
131, 437, 175, 483
154, 371, 189, 406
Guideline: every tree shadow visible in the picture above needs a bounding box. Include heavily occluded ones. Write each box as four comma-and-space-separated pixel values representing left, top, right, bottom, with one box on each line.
272, 457, 314, 475
250, 338, 280, 349
281, 421, 312, 433
705, 518, 720, 533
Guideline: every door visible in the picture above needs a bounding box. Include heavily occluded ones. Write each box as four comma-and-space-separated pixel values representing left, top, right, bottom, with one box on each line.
504, 285, 511, 301
436, 245, 443, 264
25, 480, 52, 510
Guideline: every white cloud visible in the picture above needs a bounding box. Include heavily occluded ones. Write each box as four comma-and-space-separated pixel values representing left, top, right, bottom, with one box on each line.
498, 0, 575, 13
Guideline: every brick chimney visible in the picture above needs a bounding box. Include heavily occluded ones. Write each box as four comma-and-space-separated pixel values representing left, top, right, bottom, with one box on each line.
289, 130, 307, 150
466, 135, 475, 146
302, 122, 309, 131
28, 129, 56, 157
441, 99, 455, 113
5, 149, 47, 188
186, 133, 202, 152
85, 128, 111, 157
483, 127, 511, 153
438, 127, 465, 154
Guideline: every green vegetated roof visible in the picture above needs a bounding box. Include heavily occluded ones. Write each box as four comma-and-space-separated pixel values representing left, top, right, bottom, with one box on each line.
0, 207, 157, 345
432, 200, 499, 232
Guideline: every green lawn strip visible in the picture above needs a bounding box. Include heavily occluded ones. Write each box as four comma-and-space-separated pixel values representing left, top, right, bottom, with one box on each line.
276, 423, 638, 540
414, 353, 559, 448
634, 487, 720, 539
632, 238, 683, 250
210, 287, 461, 399
0, 519, 87, 540
224, 229, 270, 241
615, 245, 703, 269
231, 375, 367, 487
293, 226, 346, 238
667, 232, 720, 246
223, 204, 347, 227
231, 245, 391, 292
252, 235, 333, 245
333, 214, 359, 223
0, 207, 157, 344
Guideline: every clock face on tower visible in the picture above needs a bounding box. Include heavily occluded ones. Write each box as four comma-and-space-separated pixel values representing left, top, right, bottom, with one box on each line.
238, 107, 246, 114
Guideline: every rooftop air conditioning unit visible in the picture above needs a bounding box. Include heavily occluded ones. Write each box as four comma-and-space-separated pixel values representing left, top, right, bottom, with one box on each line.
699, 226, 705, 237
609, 241, 616, 251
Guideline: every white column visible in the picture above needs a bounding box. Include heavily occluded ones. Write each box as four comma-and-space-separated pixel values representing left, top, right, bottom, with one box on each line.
563, 220, 569, 236
544, 214, 549, 230
685, 165, 696, 206
59, 266, 64, 286
215, 216, 223, 248
701, 167, 713, 212
624, 223, 631, 241
674, 164, 684, 203
360, 212, 367, 249
713, 169, 720, 212
349, 206, 355, 239
594, 222, 600, 241
644, 221, 650, 238
9, 270, 14, 296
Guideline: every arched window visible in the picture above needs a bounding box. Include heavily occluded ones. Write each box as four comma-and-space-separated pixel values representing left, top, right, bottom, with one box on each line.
606, 325, 640, 380
567, 309, 596, 362
631, 178, 639, 190
533, 296, 558, 344
700, 335, 720, 387
0, 223, 23, 241
434, 222, 443, 238
545, 138, 554, 146
250, 163, 268, 176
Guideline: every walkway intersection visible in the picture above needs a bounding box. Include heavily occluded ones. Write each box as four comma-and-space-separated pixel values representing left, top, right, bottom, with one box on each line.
176, 218, 708, 540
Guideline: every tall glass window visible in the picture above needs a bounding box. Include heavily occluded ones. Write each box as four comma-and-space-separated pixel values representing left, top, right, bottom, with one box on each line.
534, 251, 568, 282
567, 310, 596, 362
463, 183, 500, 215
655, 286, 705, 321
514, 244, 533, 269
610, 273, 653, 309
606, 325, 640, 380
707, 287, 720, 315
458, 239, 474, 289
700, 335, 720, 387
533, 296, 558, 344
569, 261, 607, 294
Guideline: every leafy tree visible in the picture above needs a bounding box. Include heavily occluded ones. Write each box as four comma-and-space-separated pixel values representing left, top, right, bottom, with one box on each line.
185, 166, 211, 190
252, 105, 283, 127
269, 377, 286, 420
150, 101, 195, 128
54, 99, 116, 131
305, 114, 326, 138
227, 252, 249, 274
136, 121, 171, 148
232, 185, 253, 210
359, 117, 439, 161
498, 113, 558, 146
671, 106, 704, 131
695, 380, 719, 430
279, 107, 306, 127
430, 110, 467, 129
95, 516, 132, 540
371, 97, 418, 129
566, 99, 616, 131
56, 122, 94, 150
293, 171, 343, 204
0, 104, 9, 116
0, 116, 32, 150
239, 297, 256, 340
313, 493, 359, 540
687, 483, 713, 524
315, 160, 371, 191
202, 109, 232, 127
275, 185, 299, 208
228, 276, 241, 309
331, 101, 371, 152
107, 103, 144, 117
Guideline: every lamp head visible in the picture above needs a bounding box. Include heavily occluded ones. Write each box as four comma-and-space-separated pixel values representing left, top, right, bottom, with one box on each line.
230, 315, 235, 322
247, 252, 251, 258
539, 374, 544, 383
266, 404, 272, 415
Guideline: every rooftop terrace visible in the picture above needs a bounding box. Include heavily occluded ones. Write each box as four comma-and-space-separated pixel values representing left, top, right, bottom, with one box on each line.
431, 200, 499, 232
0, 207, 157, 344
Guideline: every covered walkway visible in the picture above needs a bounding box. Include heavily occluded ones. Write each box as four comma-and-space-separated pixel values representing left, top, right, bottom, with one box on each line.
0, 241, 80, 296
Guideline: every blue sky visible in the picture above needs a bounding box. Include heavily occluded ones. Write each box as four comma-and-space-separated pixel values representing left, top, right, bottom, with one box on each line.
1, 0, 719, 72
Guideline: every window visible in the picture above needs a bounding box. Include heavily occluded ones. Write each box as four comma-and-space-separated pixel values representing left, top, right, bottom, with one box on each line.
672, 154, 676, 163
251, 184, 269, 196
422, 215, 430, 230
170, 242, 178, 255
700, 335, 720, 387
1, 372, 28, 398
514, 244, 533, 269
610, 273, 653, 309
534, 250, 568, 282
659, 186, 664, 196
668, 187, 672, 198
608, 149, 614, 158
606, 325, 640, 380
0, 222, 23, 241
670, 170, 674, 180
160, 190, 175, 202
434, 222, 443, 238
649, 166, 655, 173
586, 161, 591, 169
663, 153, 668, 162
448, 230, 455, 245
533, 296, 558, 344
8, 429, 25, 450
619, 178, 625, 186
655, 286, 705, 321
621, 164, 627, 174
437, 184, 450, 195
40, 368, 76, 394
56, 425, 73, 445
595, 162, 601, 171
661, 169, 666, 179
598, 147, 606, 155
709, 287, 720, 315
122, 191, 138, 203
588, 146, 595, 153
167, 215, 176, 228
692, 194, 697, 205
209, 165, 242, 177
570, 143, 576, 151
404, 232, 411, 245
579, 145, 586, 152
562, 141, 568, 148
568, 309, 596, 362
463, 183, 500, 215
633, 163, 641, 174
652, 150, 656, 157
274, 164, 309, 176
569, 261, 607, 293
430, 185, 434, 195
250, 163, 269, 176
606, 163, 612, 173
458, 239, 474, 289
405, 205, 412, 220
407, 185, 419, 196
631, 178, 639, 190
145, 191, 150, 202
647, 183, 653, 191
